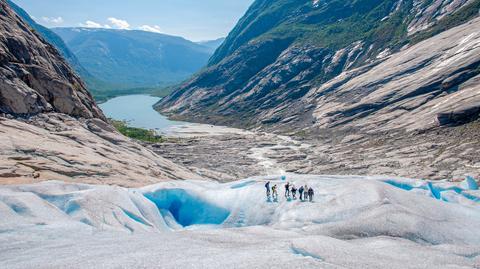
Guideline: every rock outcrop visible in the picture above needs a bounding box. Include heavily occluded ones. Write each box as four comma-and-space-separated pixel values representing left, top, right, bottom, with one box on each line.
0, 0, 201, 186
6, 0, 91, 81
0, 114, 200, 187
308, 18, 480, 132
0, 0, 103, 118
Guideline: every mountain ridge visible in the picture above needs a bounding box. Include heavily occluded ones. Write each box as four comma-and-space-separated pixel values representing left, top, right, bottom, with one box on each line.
52, 27, 215, 90
156, 0, 480, 132
6, 0, 89, 78
5, 0, 123, 101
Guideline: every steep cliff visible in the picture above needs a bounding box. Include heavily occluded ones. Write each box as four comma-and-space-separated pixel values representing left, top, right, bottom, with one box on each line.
0, 0, 103, 118
156, 0, 480, 132
6, 0, 91, 80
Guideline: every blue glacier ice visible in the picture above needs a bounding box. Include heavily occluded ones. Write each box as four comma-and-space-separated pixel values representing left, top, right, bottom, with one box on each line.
464, 176, 479, 190
143, 189, 230, 227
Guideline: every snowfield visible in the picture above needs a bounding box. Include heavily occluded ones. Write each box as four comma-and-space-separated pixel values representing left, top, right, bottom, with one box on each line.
0, 175, 479, 269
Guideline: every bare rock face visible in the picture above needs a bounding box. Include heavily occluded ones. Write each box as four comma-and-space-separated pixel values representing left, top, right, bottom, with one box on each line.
0, 0, 104, 119
0, 114, 201, 187
309, 18, 480, 132
153, 0, 480, 180
156, 0, 480, 133
407, 0, 472, 34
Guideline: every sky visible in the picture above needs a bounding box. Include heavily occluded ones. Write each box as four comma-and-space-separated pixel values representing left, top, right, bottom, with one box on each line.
11, 0, 254, 41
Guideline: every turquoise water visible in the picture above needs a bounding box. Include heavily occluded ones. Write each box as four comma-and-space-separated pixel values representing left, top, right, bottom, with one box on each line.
99, 95, 186, 131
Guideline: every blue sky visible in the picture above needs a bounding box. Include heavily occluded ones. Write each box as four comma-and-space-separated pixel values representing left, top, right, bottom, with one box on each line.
12, 0, 254, 41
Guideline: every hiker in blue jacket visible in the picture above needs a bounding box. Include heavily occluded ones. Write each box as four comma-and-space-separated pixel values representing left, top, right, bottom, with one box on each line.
265, 181, 271, 198
308, 187, 314, 202
298, 185, 304, 201
291, 184, 297, 199
285, 182, 291, 198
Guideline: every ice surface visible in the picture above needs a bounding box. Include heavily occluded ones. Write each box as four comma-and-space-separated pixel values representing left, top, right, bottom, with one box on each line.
0, 175, 479, 268
384, 177, 480, 204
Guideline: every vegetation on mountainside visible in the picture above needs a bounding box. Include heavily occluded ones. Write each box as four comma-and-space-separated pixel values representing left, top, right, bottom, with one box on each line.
212, 0, 416, 69
263, 0, 410, 48
213, 0, 479, 68
52, 28, 212, 90
410, 0, 480, 44
110, 120, 165, 143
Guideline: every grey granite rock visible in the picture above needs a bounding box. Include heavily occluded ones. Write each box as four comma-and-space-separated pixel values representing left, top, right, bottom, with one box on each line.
0, 0, 104, 119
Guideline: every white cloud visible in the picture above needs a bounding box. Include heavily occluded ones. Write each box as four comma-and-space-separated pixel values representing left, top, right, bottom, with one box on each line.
79, 20, 111, 29
42, 16, 64, 24
107, 17, 130, 29
79, 20, 102, 28
138, 25, 163, 34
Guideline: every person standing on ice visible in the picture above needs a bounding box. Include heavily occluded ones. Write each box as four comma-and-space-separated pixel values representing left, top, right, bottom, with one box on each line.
308, 187, 314, 202
304, 185, 309, 201
291, 184, 297, 199
265, 181, 271, 198
298, 185, 304, 201
285, 182, 291, 198
272, 184, 278, 200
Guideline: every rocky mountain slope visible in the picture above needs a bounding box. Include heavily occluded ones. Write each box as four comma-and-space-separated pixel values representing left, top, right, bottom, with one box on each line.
156, 0, 480, 132
154, 0, 480, 180
6, 0, 87, 78
7, 1, 222, 100
0, 0, 199, 186
0, 2, 103, 118
5, 0, 115, 98
52, 27, 214, 89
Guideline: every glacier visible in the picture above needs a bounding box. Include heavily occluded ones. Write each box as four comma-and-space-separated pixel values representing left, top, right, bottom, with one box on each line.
0, 175, 479, 268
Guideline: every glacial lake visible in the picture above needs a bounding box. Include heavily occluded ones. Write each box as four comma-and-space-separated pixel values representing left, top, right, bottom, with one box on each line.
99, 95, 187, 132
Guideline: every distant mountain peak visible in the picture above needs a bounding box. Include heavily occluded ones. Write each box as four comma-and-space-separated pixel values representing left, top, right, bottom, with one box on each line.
52, 27, 214, 89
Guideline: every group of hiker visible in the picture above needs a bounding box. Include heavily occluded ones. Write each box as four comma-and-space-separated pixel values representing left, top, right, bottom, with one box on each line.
265, 181, 314, 202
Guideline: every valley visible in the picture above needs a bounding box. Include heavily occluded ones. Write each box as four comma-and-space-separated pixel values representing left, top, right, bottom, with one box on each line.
151, 121, 480, 182
98, 94, 480, 182
1, 0, 479, 268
